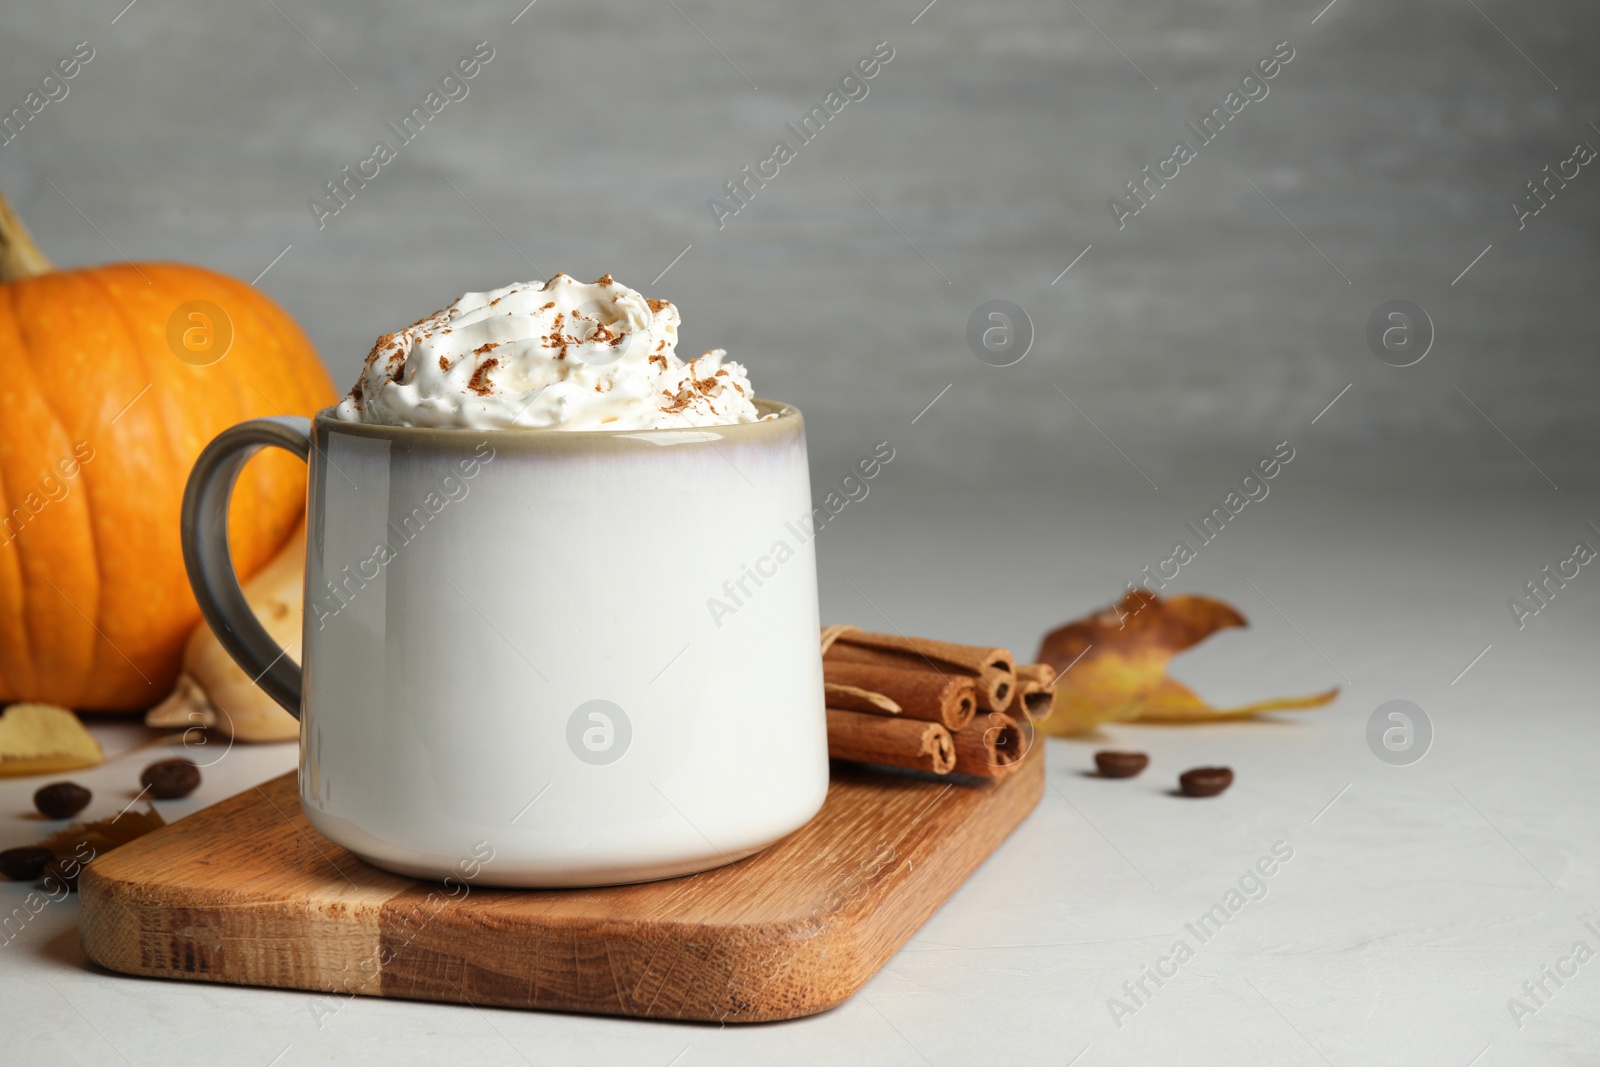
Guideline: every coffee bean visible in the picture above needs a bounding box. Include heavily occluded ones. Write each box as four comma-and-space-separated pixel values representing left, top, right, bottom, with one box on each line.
141, 758, 201, 799
42, 855, 83, 892
1094, 750, 1149, 778
34, 781, 92, 819
0, 846, 55, 882
1178, 766, 1234, 797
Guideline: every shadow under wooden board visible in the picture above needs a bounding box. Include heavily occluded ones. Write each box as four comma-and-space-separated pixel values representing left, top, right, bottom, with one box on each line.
80, 747, 1044, 1023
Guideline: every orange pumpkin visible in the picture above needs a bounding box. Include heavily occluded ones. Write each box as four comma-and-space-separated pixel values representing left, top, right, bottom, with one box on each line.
0, 188, 336, 711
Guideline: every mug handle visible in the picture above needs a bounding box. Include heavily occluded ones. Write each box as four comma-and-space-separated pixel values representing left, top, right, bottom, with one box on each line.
180, 416, 312, 718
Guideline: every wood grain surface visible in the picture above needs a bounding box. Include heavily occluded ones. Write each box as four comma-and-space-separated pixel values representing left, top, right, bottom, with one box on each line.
80, 748, 1044, 1022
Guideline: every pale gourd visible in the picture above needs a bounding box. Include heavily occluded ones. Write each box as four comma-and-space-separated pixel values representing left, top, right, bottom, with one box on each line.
146, 523, 304, 742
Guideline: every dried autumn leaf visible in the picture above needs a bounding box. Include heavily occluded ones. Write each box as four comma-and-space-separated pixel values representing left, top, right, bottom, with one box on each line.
0, 702, 104, 777
1134, 677, 1341, 723
38, 804, 166, 857
1034, 590, 1338, 734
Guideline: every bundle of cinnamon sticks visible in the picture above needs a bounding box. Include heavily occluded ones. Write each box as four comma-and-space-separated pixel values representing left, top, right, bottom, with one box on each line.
821, 625, 1054, 779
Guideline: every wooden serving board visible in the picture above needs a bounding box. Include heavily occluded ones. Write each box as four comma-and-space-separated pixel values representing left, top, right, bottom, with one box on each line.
80, 748, 1044, 1022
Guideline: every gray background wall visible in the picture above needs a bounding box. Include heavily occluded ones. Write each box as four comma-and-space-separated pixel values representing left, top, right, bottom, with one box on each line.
2, 0, 1596, 674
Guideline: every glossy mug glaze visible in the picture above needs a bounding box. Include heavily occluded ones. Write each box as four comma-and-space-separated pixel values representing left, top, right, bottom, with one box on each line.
181, 400, 829, 886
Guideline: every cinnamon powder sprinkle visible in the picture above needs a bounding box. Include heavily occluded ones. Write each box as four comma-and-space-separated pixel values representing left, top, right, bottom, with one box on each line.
467, 357, 500, 396
365, 330, 401, 367
543, 311, 570, 359
660, 386, 694, 414
409, 307, 449, 333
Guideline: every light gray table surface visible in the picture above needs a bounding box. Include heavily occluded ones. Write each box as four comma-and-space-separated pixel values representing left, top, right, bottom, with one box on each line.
3, 0, 1598, 1063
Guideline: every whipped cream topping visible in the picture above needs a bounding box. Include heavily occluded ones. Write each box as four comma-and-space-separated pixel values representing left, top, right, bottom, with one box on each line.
334, 274, 762, 431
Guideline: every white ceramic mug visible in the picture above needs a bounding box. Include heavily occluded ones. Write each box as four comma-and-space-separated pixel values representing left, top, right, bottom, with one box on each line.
181, 400, 829, 886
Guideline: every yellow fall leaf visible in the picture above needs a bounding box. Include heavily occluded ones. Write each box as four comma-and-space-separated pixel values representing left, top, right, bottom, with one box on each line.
0, 702, 104, 777
1035, 591, 1338, 734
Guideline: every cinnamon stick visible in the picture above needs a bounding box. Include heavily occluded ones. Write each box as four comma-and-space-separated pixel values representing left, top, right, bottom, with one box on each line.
824, 682, 901, 715
819, 623, 858, 656
974, 663, 1016, 714
1007, 663, 1057, 723
1017, 662, 1057, 689
826, 708, 955, 775
831, 629, 1013, 677
823, 660, 976, 731
951, 712, 1031, 778
825, 639, 1016, 713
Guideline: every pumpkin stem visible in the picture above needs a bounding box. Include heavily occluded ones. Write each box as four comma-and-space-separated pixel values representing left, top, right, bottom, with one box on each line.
0, 185, 53, 281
